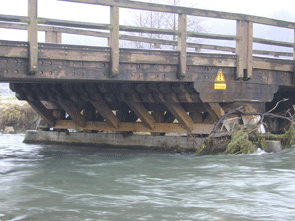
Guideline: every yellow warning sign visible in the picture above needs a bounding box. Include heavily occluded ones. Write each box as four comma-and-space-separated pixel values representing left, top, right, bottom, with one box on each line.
215, 69, 226, 82
214, 83, 227, 90
214, 69, 226, 90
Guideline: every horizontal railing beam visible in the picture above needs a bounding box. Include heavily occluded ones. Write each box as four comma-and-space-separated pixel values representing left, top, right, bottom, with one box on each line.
38, 17, 112, 30
253, 37, 295, 48
0, 14, 29, 23
59, 0, 295, 29
0, 21, 236, 53
187, 32, 239, 41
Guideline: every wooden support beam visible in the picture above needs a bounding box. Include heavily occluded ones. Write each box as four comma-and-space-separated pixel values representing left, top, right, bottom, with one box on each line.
45, 31, 62, 43
203, 103, 225, 122
236, 20, 253, 80
189, 112, 203, 123
57, 101, 87, 128
126, 100, 155, 130
151, 111, 164, 135
54, 120, 214, 134
178, 13, 187, 79
109, 5, 119, 78
27, 100, 55, 126
164, 102, 194, 131
28, 0, 38, 74
91, 94, 120, 129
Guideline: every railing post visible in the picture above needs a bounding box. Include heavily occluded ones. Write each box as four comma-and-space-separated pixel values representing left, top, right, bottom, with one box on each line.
109, 6, 119, 78
154, 43, 161, 49
236, 20, 253, 80
178, 13, 187, 80
45, 31, 62, 43
28, 0, 38, 74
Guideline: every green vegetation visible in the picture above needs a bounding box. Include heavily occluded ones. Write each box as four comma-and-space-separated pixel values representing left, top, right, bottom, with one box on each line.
196, 123, 295, 155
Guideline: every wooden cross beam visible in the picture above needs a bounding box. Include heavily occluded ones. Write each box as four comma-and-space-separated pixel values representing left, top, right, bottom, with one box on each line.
126, 97, 155, 130
91, 94, 121, 129
164, 102, 194, 131
57, 101, 87, 128
27, 100, 55, 126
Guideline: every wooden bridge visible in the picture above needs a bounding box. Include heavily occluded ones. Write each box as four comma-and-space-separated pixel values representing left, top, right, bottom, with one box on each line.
1, 0, 295, 135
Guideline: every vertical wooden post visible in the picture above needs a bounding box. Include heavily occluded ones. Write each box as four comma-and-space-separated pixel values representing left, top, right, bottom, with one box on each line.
154, 43, 161, 49
28, 0, 38, 74
236, 20, 253, 80
110, 6, 119, 78
45, 31, 62, 43
178, 13, 187, 80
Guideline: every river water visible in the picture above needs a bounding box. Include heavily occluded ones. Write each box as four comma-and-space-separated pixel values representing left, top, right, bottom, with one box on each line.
1, 134, 295, 220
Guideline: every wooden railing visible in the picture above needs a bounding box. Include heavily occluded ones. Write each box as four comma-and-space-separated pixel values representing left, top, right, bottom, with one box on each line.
0, 0, 294, 80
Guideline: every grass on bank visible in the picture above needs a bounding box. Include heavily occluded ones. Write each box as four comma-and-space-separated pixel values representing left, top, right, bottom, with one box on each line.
0, 95, 39, 133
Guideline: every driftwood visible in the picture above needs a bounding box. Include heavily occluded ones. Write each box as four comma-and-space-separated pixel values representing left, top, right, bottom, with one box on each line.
196, 99, 295, 155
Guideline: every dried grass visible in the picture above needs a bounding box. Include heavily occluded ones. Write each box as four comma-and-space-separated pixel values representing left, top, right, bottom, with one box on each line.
0, 95, 39, 133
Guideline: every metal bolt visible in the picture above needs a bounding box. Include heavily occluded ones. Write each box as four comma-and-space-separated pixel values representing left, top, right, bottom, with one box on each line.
4, 70, 8, 73
14, 70, 18, 74
33, 65, 37, 70
4, 59, 8, 63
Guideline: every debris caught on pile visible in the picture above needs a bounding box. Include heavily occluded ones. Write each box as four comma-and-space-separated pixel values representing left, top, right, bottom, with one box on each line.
196, 99, 295, 155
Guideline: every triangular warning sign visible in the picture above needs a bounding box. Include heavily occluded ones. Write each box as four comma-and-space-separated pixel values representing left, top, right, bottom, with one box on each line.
215, 69, 226, 82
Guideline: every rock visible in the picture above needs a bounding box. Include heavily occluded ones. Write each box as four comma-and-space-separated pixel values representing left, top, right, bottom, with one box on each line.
3, 126, 15, 134
265, 140, 282, 153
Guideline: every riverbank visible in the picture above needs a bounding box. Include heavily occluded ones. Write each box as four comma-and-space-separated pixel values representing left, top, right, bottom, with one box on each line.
0, 95, 39, 133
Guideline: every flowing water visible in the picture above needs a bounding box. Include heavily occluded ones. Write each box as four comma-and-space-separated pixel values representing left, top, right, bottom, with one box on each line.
1, 134, 295, 221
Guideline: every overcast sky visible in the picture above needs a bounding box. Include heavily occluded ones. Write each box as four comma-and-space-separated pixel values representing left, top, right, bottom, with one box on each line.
0, 0, 294, 49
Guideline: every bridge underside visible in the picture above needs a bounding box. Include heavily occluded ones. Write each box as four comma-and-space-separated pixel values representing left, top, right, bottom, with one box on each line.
1, 40, 295, 135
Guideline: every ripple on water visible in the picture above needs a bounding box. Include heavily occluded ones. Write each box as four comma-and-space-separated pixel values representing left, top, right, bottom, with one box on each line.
0, 135, 295, 220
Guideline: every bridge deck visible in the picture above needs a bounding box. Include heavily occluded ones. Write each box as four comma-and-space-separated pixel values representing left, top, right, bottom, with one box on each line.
1, 0, 295, 135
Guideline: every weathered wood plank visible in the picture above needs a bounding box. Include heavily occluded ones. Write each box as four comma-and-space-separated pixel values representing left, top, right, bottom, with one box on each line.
45, 31, 62, 44
164, 102, 194, 130
109, 5, 120, 77
27, 100, 55, 126
59, 0, 295, 29
0, 14, 29, 23
57, 101, 87, 128
178, 13, 187, 79
236, 20, 253, 80
126, 100, 155, 130
54, 120, 214, 134
254, 37, 294, 48
91, 94, 121, 129
38, 17, 112, 30
28, 0, 38, 74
